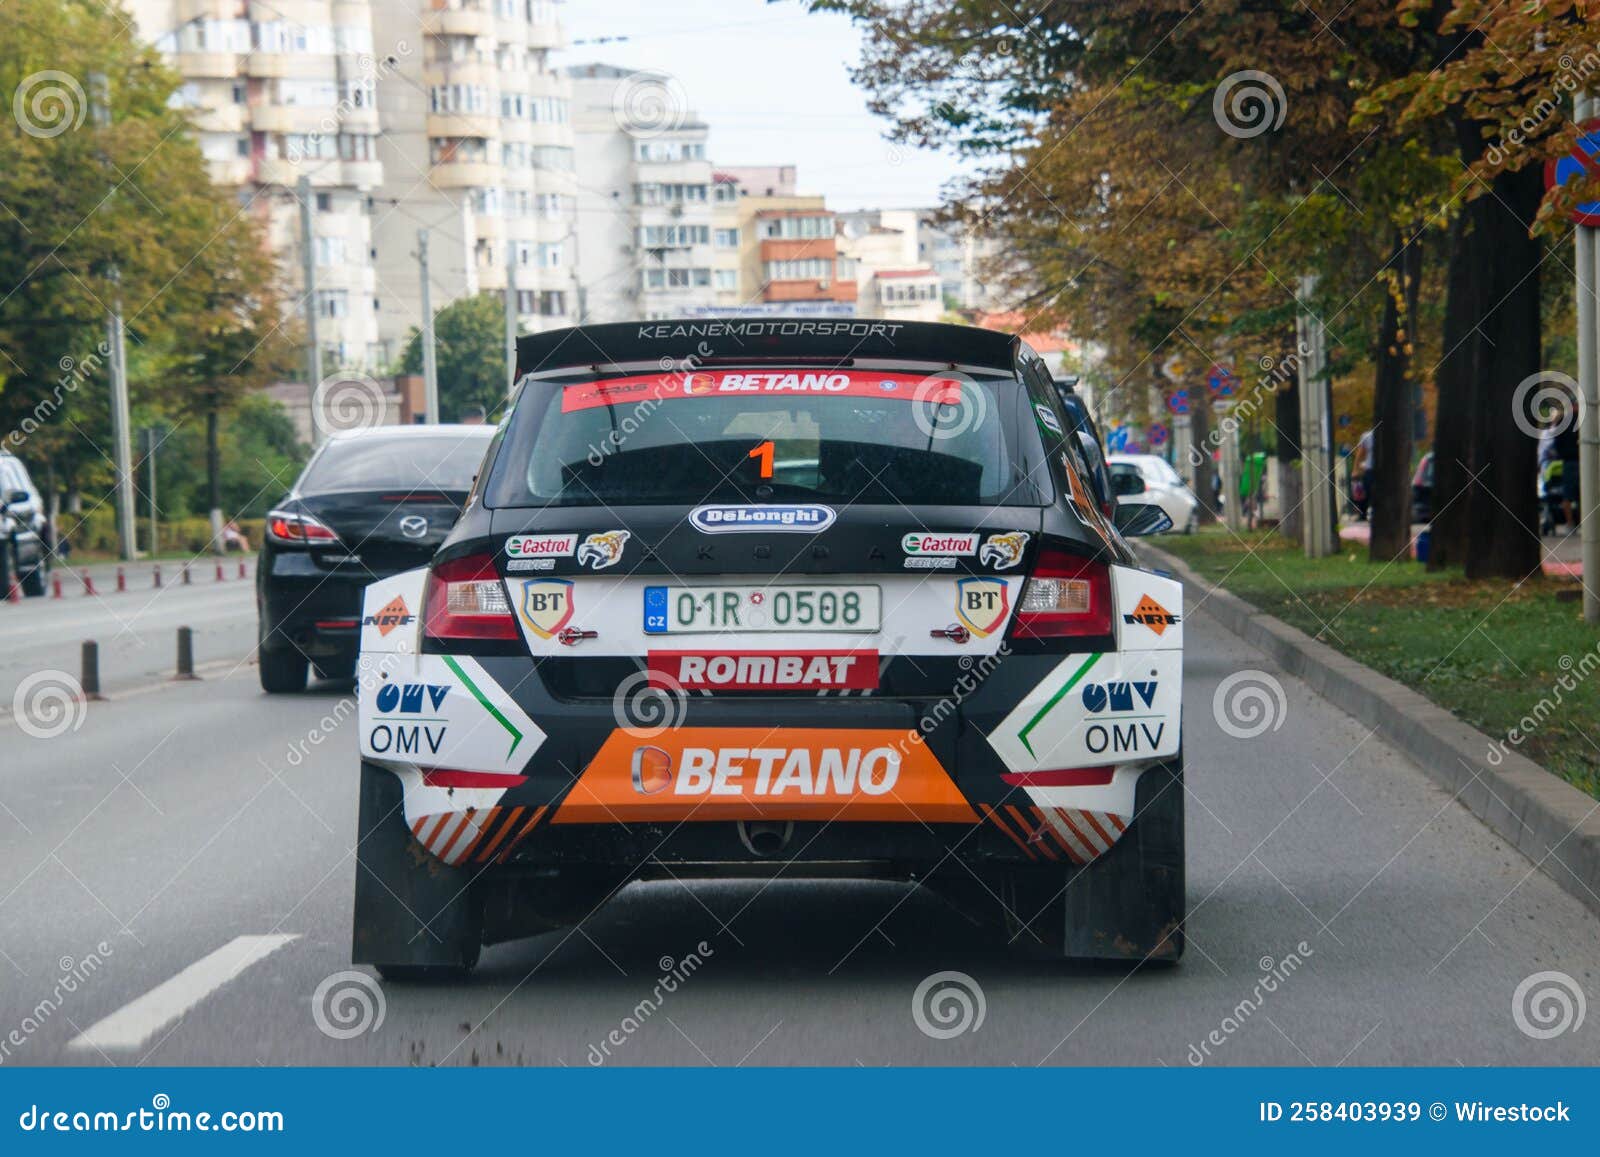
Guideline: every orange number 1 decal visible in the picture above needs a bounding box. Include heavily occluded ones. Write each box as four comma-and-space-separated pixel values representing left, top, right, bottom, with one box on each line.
748, 439, 775, 479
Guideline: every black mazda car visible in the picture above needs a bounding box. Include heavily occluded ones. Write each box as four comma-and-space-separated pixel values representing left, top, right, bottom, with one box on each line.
256, 424, 496, 692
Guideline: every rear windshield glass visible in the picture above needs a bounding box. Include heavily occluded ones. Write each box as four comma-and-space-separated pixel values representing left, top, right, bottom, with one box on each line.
483, 368, 1052, 508
298, 433, 492, 494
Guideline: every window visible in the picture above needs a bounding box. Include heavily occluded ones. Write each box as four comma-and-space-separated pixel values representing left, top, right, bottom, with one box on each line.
634, 183, 708, 205
531, 146, 574, 171
639, 225, 709, 247
529, 96, 568, 123
713, 181, 738, 202
338, 133, 376, 161
758, 215, 833, 240
314, 237, 347, 266
714, 269, 738, 291
764, 258, 834, 282
502, 142, 529, 168
431, 137, 488, 165
333, 24, 372, 54
538, 290, 566, 316
714, 228, 739, 248
634, 139, 706, 162
316, 289, 349, 319
231, 84, 246, 105
430, 84, 490, 114
469, 186, 503, 216
276, 79, 338, 107
235, 137, 249, 157
643, 269, 665, 290
340, 78, 374, 109
536, 243, 562, 268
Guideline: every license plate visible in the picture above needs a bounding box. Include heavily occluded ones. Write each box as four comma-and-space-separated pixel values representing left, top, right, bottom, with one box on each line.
643, 584, 881, 634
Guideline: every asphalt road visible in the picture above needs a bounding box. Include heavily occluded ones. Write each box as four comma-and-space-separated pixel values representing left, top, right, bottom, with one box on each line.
0, 605, 1596, 1067
0, 564, 256, 710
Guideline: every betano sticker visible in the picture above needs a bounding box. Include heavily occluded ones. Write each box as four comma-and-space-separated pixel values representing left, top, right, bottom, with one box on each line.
561, 370, 963, 414
555, 727, 977, 823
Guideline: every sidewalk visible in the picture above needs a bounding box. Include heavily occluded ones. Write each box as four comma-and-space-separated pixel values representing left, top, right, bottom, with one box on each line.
8, 553, 255, 599
1337, 520, 1583, 577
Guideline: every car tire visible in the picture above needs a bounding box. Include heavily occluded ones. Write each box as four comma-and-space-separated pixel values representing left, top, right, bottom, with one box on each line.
259, 646, 309, 693
21, 559, 47, 597
990, 757, 1186, 964
351, 761, 483, 979
1183, 511, 1197, 535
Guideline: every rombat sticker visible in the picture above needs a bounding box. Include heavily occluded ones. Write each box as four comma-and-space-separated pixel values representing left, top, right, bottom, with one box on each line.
978, 532, 1029, 570
648, 650, 878, 691
363, 595, 414, 636
902, 532, 978, 556
576, 530, 630, 570
506, 533, 577, 559
1123, 594, 1180, 635
518, 579, 575, 638
556, 727, 977, 823
955, 577, 1010, 637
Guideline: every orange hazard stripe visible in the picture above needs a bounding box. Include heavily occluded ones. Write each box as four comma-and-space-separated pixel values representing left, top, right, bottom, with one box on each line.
1056, 809, 1101, 857
1081, 810, 1116, 847
1007, 805, 1057, 861
497, 805, 548, 863
1031, 807, 1080, 862
979, 804, 1036, 859
455, 806, 501, 863
474, 806, 524, 863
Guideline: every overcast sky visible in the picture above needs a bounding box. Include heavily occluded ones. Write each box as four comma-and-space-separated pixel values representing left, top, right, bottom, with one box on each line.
561, 0, 967, 211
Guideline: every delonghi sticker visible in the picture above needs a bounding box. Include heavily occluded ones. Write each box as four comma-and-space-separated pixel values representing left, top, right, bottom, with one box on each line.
688, 504, 837, 534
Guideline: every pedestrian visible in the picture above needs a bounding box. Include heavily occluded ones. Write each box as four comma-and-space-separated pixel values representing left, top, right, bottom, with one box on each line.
1353, 428, 1374, 521
1552, 400, 1580, 535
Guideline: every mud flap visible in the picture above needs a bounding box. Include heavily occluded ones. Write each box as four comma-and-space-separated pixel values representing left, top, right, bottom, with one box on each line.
1059, 757, 1185, 962
351, 761, 482, 969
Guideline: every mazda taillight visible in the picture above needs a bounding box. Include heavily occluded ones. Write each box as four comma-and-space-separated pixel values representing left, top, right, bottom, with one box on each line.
1010, 548, 1113, 638
266, 508, 338, 544
423, 553, 518, 640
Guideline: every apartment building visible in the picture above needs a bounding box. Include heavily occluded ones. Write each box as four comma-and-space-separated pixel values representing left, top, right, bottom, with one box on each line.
838, 208, 1005, 316
368, 0, 579, 364
130, 0, 388, 369
568, 63, 716, 322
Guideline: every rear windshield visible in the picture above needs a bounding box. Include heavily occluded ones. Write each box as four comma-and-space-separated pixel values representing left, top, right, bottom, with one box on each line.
483, 368, 1052, 508
298, 433, 492, 494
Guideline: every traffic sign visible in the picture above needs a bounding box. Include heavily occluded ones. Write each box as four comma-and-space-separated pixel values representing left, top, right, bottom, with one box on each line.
1208, 364, 1238, 399
1148, 422, 1169, 448
1166, 389, 1189, 415
1545, 118, 1600, 227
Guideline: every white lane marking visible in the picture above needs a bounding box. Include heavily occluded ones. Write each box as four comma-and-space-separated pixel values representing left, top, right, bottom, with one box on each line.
68, 934, 299, 1051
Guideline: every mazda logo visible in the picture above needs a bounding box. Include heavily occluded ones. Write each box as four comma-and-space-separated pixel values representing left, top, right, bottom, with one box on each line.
398, 515, 428, 539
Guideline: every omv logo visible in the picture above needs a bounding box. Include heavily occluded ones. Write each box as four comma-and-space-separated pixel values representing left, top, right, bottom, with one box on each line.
688, 504, 837, 534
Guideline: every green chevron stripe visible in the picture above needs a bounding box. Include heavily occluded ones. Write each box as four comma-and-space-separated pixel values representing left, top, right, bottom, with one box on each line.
443, 655, 524, 760
1017, 652, 1102, 758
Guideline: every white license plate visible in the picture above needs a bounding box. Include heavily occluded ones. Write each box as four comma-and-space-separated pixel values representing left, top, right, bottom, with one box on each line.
643, 584, 881, 634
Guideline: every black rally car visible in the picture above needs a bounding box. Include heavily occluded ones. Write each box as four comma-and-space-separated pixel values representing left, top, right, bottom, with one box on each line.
352, 320, 1184, 978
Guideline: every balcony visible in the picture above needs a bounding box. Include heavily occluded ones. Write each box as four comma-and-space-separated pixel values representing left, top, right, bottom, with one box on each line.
427, 113, 499, 139
244, 52, 337, 80
251, 104, 334, 134
431, 160, 502, 189
422, 5, 494, 37
172, 52, 240, 80
763, 279, 857, 304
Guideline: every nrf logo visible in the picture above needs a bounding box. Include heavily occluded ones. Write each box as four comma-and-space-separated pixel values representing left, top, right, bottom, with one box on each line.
688, 504, 836, 534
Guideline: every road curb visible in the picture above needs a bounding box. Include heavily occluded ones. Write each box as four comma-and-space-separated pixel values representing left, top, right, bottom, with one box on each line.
1143, 543, 1600, 918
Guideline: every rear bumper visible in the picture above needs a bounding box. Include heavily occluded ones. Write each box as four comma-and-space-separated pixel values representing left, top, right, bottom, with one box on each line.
258, 560, 368, 663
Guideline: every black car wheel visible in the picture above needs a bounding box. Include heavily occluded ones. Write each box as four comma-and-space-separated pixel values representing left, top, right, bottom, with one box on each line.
21, 558, 47, 597
259, 645, 309, 693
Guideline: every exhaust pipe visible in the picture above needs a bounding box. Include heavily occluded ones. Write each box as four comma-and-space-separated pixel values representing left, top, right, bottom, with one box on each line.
737, 820, 794, 857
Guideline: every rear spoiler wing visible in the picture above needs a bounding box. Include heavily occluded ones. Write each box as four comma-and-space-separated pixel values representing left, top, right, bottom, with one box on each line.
514, 319, 1035, 381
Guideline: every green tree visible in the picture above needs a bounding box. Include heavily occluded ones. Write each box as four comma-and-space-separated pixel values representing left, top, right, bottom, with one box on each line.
400, 293, 510, 423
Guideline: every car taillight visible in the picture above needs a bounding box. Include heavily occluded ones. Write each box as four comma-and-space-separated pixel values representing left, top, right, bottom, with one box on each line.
1010, 548, 1113, 639
423, 553, 518, 640
266, 508, 339, 544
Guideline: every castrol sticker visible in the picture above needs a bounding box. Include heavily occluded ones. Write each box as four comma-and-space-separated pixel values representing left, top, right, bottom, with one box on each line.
648, 650, 878, 691
902, 532, 979, 557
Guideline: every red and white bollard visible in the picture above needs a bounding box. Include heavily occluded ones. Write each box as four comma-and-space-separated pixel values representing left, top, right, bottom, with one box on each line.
116, 565, 126, 593
5, 576, 19, 603
214, 561, 224, 582
51, 573, 63, 598
81, 570, 95, 596
237, 560, 247, 579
